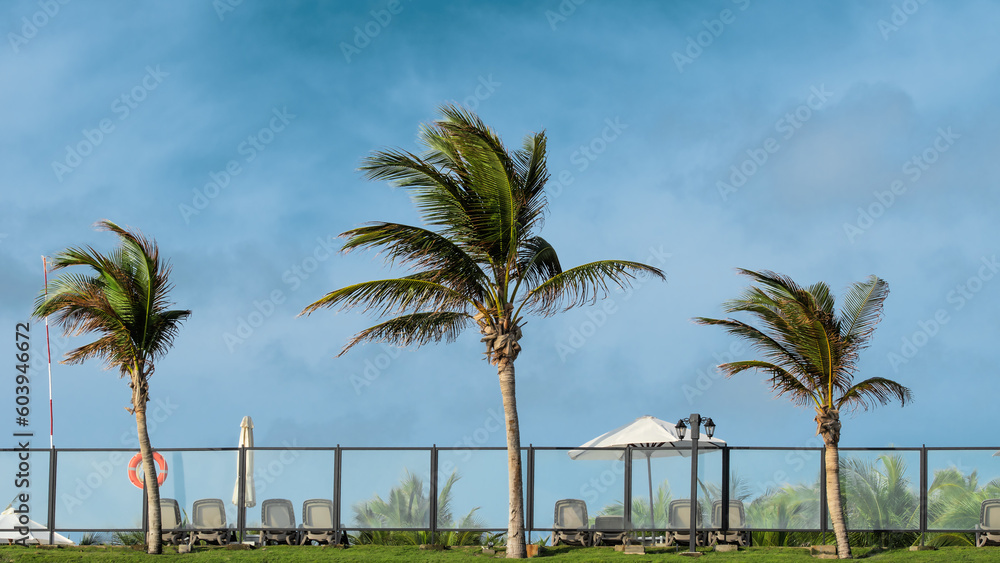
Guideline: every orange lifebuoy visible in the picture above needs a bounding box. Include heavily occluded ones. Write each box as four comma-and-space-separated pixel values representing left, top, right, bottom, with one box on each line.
127, 452, 168, 489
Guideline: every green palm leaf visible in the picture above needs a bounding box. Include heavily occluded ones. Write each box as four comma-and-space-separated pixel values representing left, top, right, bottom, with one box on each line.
525, 260, 665, 315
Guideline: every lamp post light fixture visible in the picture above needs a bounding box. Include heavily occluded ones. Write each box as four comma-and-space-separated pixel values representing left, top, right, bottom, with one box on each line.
675, 413, 715, 553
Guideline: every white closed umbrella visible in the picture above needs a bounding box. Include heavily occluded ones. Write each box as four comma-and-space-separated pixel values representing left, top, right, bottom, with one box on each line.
0, 505, 74, 545
232, 416, 256, 508
569, 415, 726, 529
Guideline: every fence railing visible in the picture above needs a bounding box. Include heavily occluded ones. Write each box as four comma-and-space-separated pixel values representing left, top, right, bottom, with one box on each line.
3, 445, 999, 544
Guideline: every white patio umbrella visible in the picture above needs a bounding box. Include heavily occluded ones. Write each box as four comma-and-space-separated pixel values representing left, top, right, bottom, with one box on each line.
568, 415, 726, 529
0, 505, 74, 545
232, 416, 256, 509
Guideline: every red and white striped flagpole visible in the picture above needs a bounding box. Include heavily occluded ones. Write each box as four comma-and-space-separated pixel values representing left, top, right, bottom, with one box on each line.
42, 256, 54, 449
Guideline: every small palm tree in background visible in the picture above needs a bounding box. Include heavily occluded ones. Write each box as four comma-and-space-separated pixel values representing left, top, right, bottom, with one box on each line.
301, 105, 665, 558
696, 269, 912, 559
352, 470, 483, 546
34, 220, 190, 554
596, 481, 674, 528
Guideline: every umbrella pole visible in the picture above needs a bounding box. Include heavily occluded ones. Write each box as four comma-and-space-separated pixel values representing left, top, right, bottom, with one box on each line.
646, 453, 654, 532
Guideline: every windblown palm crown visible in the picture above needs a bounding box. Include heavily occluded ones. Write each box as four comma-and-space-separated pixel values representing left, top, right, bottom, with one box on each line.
695, 269, 911, 431
300, 105, 664, 361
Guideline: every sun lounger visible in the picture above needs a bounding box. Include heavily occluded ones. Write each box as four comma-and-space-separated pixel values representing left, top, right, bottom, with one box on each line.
260, 498, 298, 545
709, 500, 748, 546
160, 498, 187, 545
977, 499, 1000, 547
592, 515, 629, 546
188, 498, 230, 546
299, 499, 341, 545
665, 499, 705, 547
552, 499, 591, 547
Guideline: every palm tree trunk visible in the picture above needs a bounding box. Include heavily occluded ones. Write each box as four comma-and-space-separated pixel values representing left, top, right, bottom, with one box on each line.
817, 406, 851, 559
135, 397, 162, 554
498, 359, 526, 559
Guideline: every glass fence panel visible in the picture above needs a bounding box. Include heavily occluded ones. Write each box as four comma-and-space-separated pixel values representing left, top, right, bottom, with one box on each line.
836, 449, 920, 531
52, 450, 146, 531
340, 449, 431, 530
730, 449, 822, 530
0, 449, 52, 535
927, 448, 1000, 531
154, 450, 239, 532
242, 449, 336, 530
628, 446, 723, 531
532, 448, 625, 531
437, 449, 509, 530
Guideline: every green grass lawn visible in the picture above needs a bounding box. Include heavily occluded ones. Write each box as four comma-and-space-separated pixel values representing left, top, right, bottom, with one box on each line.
1, 545, 997, 562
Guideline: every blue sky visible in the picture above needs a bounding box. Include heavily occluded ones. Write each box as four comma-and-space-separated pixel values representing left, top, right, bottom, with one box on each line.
3, 0, 999, 459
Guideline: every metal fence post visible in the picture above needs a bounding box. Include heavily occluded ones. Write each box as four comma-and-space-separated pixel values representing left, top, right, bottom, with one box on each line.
721, 446, 730, 533
334, 445, 343, 545
236, 445, 246, 542
430, 445, 438, 545
48, 448, 58, 546
919, 445, 927, 546
624, 447, 632, 532
526, 445, 534, 544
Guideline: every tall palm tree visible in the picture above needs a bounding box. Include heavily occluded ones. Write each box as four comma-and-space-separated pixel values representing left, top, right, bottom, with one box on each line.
33, 220, 190, 554
300, 105, 665, 557
695, 269, 912, 559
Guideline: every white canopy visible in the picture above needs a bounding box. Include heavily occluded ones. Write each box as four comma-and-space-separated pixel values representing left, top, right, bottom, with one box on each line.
569, 415, 726, 529
570, 415, 725, 460
0, 505, 74, 545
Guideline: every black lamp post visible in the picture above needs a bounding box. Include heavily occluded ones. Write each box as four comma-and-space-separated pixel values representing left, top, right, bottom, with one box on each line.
676, 413, 715, 553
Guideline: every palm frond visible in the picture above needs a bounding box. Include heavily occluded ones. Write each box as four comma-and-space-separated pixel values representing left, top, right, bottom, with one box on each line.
838, 276, 889, 343
837, 377, 913, 411
341, 222, 489, 300
515, 236, 561, 293
340, 311, 472, 356
525, 260, 665, 315
299, 278, 471, 318
717, 360, 820, 407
